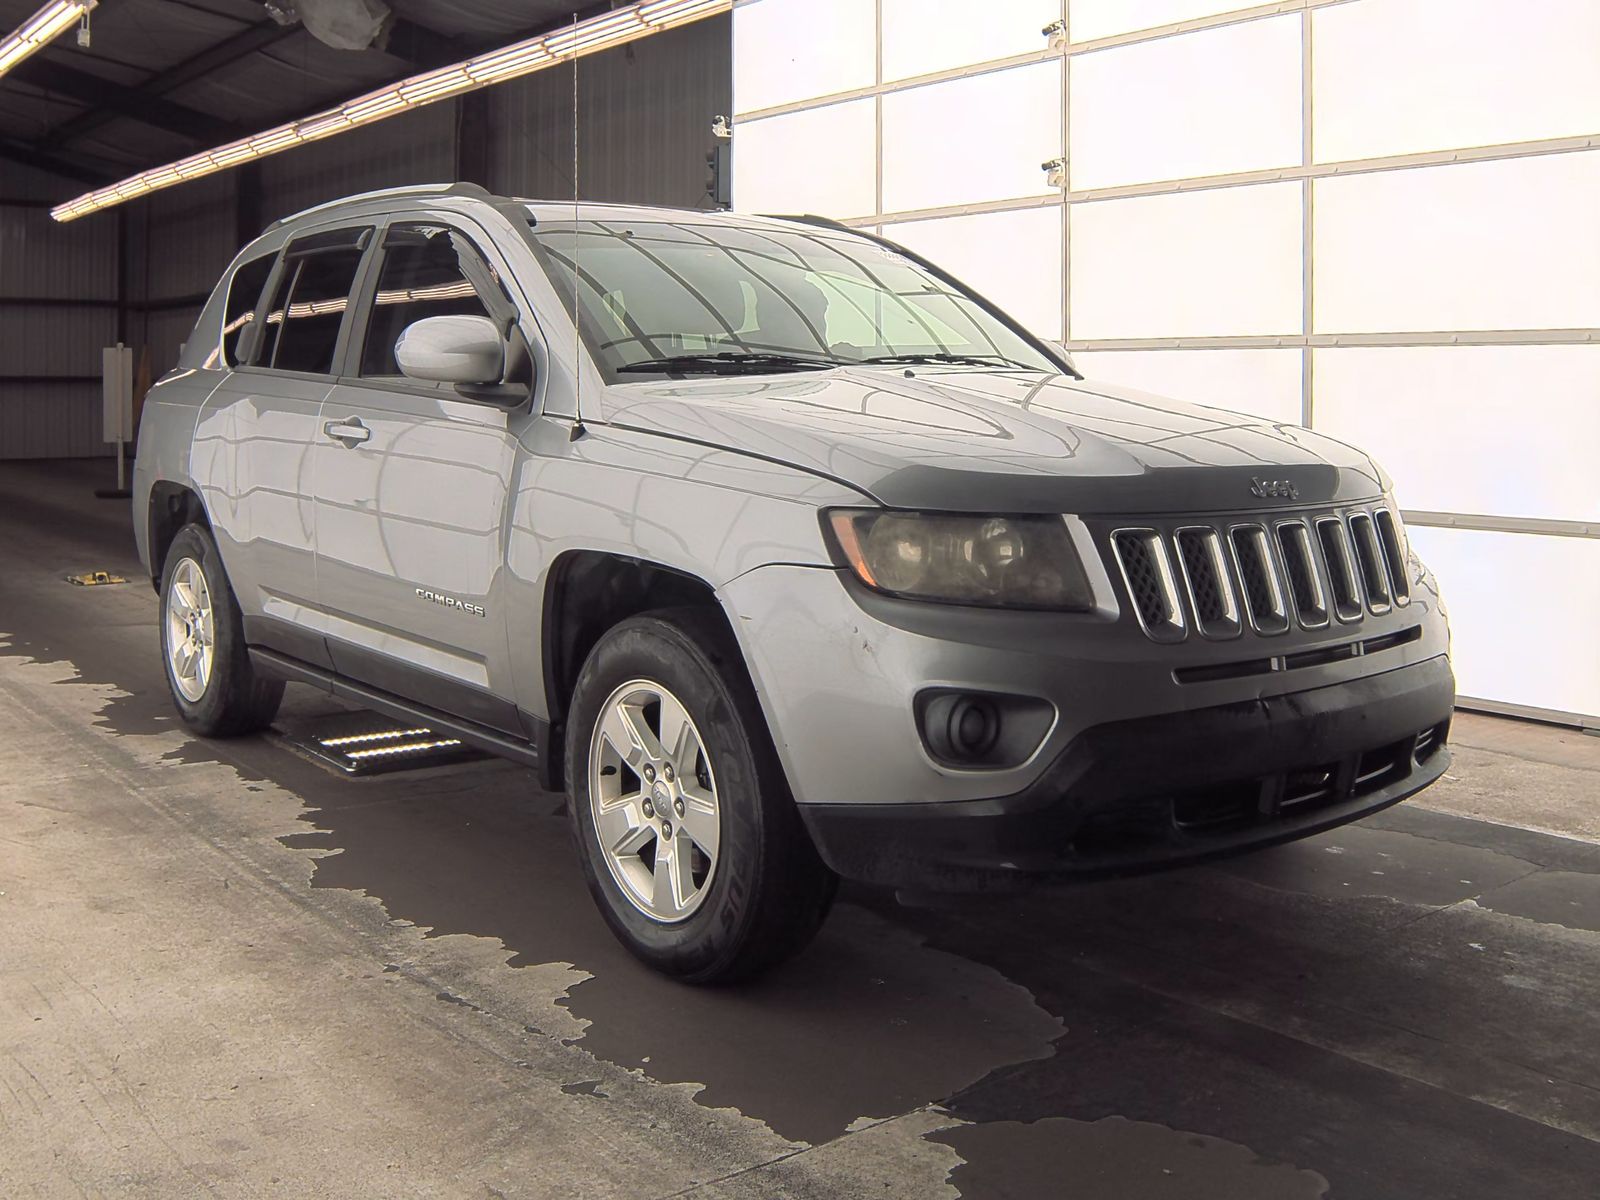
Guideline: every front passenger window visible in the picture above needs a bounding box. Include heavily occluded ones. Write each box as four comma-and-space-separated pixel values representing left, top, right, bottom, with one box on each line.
361, 226, 494, 378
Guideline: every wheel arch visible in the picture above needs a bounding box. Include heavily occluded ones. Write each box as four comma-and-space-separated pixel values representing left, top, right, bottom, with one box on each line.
146, 482, 213, 593
540, 549, 750, 790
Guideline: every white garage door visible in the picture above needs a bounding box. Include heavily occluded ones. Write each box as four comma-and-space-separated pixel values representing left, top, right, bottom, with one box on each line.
731, 0, 1600, 727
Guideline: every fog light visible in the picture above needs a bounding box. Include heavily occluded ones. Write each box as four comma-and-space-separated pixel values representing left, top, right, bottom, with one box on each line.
915, 689, 1056, 771
924, 693, 1001, 764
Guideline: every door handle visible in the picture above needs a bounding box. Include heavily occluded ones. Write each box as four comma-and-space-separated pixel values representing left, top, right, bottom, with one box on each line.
323, 417, 371, 446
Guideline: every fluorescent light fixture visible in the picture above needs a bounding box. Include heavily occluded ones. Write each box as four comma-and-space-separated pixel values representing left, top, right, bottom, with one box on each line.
51, 0, 732, 222
0, 0, 95, 79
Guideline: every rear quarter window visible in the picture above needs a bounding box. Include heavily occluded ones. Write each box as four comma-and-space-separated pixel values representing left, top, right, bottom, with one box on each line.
219, 253, 275, 367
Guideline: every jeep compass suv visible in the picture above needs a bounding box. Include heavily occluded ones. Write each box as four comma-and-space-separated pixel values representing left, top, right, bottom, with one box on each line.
134, 183, 1454, 982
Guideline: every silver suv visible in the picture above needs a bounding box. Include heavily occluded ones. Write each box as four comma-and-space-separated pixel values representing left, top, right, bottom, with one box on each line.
134, 183, 1454, 981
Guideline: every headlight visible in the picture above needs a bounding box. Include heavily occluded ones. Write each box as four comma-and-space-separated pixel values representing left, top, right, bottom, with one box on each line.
825, 509, 1094, 610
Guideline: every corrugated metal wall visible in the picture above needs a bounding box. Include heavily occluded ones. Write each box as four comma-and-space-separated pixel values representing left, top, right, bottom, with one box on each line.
0, 162, 120, 459
143, 172, 238, 302
123, 170, 238, 402
488, 16, 732, 207
257, 102, 459, 226
0, 14, 731, 460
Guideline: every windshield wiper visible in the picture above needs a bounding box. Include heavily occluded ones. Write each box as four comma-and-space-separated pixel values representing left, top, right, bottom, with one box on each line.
854, 352, 1038, 370
615, 352, 844, 375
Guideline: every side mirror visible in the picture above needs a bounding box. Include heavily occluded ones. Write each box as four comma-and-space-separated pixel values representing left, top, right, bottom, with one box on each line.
395, 314, 505, 385
1050, 340, 1081, 377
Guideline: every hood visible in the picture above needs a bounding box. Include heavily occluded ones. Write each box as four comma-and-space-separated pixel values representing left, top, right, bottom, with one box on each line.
598, 368, 1387, 515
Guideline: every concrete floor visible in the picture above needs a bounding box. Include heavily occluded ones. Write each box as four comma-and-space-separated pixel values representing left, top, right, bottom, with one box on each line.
2, 457, 1598, 1199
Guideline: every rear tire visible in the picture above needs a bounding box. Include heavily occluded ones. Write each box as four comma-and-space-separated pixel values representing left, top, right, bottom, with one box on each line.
159, 524, 284, 737
566, 608, 836, 983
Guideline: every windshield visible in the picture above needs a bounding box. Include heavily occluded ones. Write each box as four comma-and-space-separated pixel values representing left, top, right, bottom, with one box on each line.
526, 216, 1062, 378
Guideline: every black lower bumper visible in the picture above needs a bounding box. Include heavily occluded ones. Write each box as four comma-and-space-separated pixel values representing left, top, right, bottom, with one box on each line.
797, 655, 1456, 892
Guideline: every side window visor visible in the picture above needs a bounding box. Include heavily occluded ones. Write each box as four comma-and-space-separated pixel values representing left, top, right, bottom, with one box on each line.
254, 226, 373, 375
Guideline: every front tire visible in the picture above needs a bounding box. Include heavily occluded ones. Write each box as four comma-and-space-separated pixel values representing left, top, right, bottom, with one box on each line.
159, 524, 283, 737
566, 609, 836, 983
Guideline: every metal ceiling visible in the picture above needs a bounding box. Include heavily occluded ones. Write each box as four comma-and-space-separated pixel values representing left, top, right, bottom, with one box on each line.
0, 0, 597, 188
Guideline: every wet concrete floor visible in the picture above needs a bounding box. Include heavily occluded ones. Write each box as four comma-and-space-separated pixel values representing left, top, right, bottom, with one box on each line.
3, 459, 1598, 1198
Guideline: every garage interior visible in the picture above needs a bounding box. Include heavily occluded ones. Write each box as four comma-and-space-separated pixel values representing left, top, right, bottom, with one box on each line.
2, 1, 1598, 1197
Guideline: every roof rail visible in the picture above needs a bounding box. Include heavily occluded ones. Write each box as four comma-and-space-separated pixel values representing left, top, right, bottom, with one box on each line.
758, 212, 858, 232
266, 181, 496, 233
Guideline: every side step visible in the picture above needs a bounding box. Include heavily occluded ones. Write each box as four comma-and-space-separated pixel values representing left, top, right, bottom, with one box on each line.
249, 647, 549, 775
284, 713, 485, 776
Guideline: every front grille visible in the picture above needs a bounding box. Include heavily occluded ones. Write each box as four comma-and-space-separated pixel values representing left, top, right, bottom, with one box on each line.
1229, 525, 1289, 635
1107, 504, 1413, 644
1374, 509, 1411, 606
1317, 517, 1364, 623
1174, 527, 1240, 638
1110, 529, 1185, 641
1348, 512, 1392, 613
1276, 521, 1329, 628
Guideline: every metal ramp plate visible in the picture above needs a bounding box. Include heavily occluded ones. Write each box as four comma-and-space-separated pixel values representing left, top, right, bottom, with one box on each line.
285, 711, 487, 776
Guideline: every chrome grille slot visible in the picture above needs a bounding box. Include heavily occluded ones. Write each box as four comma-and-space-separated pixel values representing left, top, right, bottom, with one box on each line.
1228, 525, 1289, 635
1108, 505, 1401, 643
1111, 529, 1186, 642
1174, 527, 1241, 639
1316, 517, 1363, 623
1275, 521, 1328, 628
1348, 512, 1392, 613
1374, 508, 1411, 606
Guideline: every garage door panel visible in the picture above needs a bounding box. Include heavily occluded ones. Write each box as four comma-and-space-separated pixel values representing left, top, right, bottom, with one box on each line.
1313, 152, 1600, 334
1074, 348, 1304, 425
1313, 0, 1600, 162
884, 207, 1065, 339
1069, 181, 1303, 339
882, 0, 1059, 81
1315, 345, 1600, 523
881, 62, 1062, 214
1069, 15, 1303, 190
733, 0, 876, 114
1408, 527, 1600, 719
732, 101, 878, 218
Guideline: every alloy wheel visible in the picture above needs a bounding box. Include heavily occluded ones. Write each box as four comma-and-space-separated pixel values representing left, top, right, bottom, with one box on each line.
165, 557, 215, 703
588, 679, 721, 923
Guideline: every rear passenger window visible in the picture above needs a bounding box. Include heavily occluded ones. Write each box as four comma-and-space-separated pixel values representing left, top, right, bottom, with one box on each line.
360, 226, 493, 377
220, 253, 274, 367
257, 227, 370, 375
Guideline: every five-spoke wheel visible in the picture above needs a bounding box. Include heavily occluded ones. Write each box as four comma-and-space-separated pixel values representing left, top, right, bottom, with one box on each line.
589, 680, 721, 922
157, 523, 283, 737
164, 555, 215, 703
567, 609, 837, 982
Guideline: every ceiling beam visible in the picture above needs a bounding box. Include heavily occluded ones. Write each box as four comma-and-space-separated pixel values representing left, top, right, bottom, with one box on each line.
40, 19, 301, 151
380, 17, 474, 73
42, 2, 648, 212
0, 136, 114, 185
9, 56, 245, 146
31, 13, 467, 156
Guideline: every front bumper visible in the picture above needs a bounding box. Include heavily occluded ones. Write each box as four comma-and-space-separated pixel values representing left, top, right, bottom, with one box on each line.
796, 654, 1455, 891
